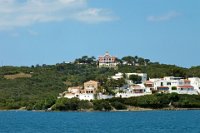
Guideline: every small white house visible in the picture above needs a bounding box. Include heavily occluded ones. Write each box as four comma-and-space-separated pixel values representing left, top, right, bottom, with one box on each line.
150, 77, 185, 91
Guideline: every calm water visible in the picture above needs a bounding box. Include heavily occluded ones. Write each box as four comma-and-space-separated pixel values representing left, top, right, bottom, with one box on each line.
0, 110, 200, 133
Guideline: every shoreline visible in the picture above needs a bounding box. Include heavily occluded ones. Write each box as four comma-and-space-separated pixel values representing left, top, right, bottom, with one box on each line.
1, 107, 200, 112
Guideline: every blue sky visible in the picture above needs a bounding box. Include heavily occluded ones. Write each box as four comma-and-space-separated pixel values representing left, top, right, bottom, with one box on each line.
0, 0, 200, 67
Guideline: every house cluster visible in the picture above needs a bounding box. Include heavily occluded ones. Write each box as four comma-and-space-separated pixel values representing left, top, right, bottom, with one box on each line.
59, 73, 200, 100
146, 77, 200, 95
115, 73, 200, 98
59, 80, 98, 101
58, 80, 113, 100
58, 52, 200, 100
114, 72, 152, 98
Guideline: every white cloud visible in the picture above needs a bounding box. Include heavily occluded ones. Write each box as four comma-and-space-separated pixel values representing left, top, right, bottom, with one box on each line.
73, 8, 118, 23
147, 11, 181, 22
0, 0, 117, 30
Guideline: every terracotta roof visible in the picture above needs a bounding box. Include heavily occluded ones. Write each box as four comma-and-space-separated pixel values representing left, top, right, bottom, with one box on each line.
184, 79, 191, 82
178, 85, 193, 88
84, 80, 99, 84
130, 85, 142, 89
98, 52, 116, 59
145, 81, 153, 84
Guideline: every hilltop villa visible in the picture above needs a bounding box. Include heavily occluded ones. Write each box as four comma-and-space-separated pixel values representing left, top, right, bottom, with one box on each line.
98, 52, 117, 68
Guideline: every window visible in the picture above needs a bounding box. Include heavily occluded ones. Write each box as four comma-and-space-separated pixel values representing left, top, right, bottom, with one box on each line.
167, 82, 171, 85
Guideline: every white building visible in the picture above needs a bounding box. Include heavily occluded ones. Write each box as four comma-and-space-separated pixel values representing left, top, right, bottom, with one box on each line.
126, 73, 147, 83
188, 77, 200, 94
149, 76, 198, 95
79, 93, 95, 101
115, 84, 152, 98
175, 85, 198, 95
150, 77, 184, 91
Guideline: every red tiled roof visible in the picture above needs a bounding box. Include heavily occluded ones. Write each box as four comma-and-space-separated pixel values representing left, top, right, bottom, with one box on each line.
84, 80, 99, 84
184, 79, 191, 82
131, 85, 142, 89
178, 85, 193, 88
145, 81, 153, 84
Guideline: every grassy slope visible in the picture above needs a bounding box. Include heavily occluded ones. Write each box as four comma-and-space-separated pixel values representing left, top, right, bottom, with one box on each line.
0, 63, 115, 109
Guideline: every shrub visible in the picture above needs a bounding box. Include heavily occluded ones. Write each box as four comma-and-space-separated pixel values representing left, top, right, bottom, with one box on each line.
93, 100, 112, 111
111, 101, 127, 110
172, 86, 177, 90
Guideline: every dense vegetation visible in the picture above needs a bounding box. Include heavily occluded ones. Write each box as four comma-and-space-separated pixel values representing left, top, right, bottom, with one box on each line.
51, 93, 200, 111
0, 55, 200, 110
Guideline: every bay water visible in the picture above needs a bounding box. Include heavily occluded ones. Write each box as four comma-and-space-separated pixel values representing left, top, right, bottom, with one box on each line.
0, 110, 200, 133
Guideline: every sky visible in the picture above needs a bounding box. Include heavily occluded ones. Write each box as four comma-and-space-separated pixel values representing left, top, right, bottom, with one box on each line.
0, 0, 200, 68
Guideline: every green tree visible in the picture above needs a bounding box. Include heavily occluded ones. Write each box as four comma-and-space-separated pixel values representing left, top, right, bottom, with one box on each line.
93, 100, 112, 111
111, 101, 127, 110
122, 56, 135, 65
129, 75, 142, 84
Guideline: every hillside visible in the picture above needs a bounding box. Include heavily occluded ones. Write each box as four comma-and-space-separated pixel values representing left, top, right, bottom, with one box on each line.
0, 55, 200, 110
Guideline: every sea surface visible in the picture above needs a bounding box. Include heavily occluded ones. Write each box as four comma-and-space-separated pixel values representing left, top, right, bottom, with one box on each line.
0, 110, 200, 133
